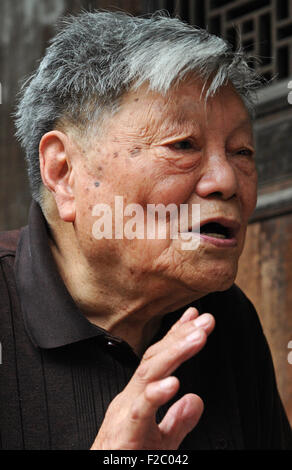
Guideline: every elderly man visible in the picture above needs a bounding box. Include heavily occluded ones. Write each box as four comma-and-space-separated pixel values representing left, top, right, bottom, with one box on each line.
0, 11, 291, 450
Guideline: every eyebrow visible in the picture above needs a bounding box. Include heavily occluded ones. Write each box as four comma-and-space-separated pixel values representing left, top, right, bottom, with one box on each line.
160, 117, 252, 140
149, 101, 253, 143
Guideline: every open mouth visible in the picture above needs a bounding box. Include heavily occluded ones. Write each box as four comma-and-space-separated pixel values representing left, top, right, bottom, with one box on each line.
199, 222, 233, 240
184, 218, 240, 247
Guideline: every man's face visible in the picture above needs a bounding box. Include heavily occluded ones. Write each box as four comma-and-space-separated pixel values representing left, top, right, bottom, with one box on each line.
71, 78, 257, 298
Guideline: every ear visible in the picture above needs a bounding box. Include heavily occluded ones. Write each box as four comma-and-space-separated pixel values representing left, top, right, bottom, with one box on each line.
39, 130, 76, 222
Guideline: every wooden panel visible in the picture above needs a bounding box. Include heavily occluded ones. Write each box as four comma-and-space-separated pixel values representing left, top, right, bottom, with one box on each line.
255, 110, 292, 186
236, 213, 292, 425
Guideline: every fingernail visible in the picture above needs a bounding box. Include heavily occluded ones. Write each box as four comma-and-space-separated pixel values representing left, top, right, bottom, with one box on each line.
186, 328, 203, 343
194, 314, 211, 328
180, 307, 198, 324
159, 376, 176, 390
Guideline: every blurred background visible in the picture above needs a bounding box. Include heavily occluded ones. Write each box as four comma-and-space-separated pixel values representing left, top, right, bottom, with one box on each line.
0, 0, 291, 425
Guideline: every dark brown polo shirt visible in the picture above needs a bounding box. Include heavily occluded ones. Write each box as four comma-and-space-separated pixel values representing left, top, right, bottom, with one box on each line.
0, 201, 291, 449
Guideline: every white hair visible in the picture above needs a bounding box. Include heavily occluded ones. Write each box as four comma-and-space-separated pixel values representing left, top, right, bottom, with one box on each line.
15, 10, 262, 204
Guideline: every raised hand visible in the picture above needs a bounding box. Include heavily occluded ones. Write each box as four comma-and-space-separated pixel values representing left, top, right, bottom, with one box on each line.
91, 307, 215, 450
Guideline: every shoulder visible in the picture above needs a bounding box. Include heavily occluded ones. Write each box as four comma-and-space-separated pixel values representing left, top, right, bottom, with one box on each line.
0, 229, 21, 258
200, 283, 263, 334
205, 288, 292, 449
199, 283, 265, 365
201, 283, 256, 310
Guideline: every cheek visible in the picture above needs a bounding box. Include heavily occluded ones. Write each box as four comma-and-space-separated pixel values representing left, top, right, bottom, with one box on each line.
239, 173, 258, 219
146, 173, 197, 206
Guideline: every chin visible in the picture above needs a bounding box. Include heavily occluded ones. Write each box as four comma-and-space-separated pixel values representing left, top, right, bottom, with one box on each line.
182, 260, 238, 297
213, 275, 236, 292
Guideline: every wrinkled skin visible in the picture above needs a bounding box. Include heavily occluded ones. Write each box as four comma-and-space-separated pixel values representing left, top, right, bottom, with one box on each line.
39, 77, 258, 449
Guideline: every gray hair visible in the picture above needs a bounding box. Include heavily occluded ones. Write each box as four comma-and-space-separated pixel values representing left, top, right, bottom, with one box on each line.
15, 10, 262, 204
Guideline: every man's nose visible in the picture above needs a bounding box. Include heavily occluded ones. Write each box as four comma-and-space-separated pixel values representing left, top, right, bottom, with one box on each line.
195, 151, 238, 201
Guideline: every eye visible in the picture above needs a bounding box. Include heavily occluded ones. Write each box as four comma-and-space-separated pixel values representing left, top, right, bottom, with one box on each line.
236, 148, 254, 157
171, 140, 193, 151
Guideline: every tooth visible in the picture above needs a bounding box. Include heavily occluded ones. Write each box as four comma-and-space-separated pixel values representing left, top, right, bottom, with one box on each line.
202, 233, 226, 239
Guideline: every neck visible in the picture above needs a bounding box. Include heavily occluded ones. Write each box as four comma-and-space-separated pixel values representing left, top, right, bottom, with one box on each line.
47, 216, 199, 356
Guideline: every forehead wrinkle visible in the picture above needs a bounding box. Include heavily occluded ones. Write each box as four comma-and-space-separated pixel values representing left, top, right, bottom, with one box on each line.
141, 102, 201, 142
195, 88, 252, 138
116, 82, 207, 142
117, 95, 163, 142
110, 92, 251, 147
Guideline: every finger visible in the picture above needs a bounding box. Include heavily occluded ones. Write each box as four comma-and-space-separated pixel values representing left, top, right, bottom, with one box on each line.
192, 313, 215, 336
159, 393, 204, 449
126, 376, 180, 443
130, 376, 180, 421
171, 307, 199, 331
131, 314, 215, 389
136, 312, 214, 364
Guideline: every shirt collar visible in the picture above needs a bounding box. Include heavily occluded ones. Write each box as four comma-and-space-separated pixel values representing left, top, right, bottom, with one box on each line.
15, 201, 106, 349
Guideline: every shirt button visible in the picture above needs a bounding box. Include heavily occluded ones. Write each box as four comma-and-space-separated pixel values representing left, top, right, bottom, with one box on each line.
107, 340, 115, 346
215, 438, 228, 450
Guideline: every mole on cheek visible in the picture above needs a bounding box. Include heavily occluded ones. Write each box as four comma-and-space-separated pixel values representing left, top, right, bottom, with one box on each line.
94, 181, 100, 187
113, 152, 119, 158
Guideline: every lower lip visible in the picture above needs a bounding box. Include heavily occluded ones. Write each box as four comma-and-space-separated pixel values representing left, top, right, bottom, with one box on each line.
199, 234, 237, 247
